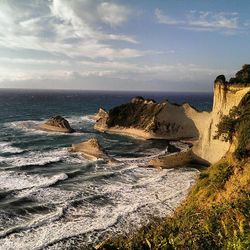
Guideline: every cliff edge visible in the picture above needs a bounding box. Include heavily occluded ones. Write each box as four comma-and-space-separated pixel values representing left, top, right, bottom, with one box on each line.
95, 65, 250, 164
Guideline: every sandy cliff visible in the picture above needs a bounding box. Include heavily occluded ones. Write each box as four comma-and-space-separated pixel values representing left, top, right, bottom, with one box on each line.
193, 82, 250, 163
95, 97, 210, 141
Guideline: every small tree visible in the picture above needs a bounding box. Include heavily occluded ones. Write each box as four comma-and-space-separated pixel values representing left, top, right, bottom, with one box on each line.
213, 106, 241, 143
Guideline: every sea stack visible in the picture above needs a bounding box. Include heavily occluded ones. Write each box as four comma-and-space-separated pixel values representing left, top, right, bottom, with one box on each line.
70, 138, 117, 163
39, 115, 75, 133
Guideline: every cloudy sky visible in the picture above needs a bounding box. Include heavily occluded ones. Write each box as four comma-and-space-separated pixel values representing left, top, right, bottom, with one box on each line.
0, 0, 249, 92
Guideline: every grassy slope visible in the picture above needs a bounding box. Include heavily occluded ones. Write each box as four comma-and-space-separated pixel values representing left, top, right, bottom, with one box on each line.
100, 92, 250, 250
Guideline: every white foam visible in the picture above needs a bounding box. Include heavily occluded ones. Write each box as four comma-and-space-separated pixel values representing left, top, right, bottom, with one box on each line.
0, 171, 68, 191
66, 115, 95, 125
0, 207, 64, 238
0, 142, 24, 154
0, 167, 198, 250
6, 120, 40, 130
0, 148, 88, 168
82, 115, 95, 123
4, 120, 78, 136
117, 147, 168, 166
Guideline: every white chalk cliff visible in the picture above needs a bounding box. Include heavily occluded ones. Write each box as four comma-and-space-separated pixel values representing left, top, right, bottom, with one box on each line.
193, 82, 250, 163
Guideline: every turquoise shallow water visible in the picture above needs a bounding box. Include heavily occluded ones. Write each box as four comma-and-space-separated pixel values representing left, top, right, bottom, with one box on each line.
0, 89, 212, 249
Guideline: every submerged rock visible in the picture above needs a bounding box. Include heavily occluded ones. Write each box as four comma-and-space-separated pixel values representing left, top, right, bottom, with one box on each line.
39, 115, 75, 133
70, 138, 117, 163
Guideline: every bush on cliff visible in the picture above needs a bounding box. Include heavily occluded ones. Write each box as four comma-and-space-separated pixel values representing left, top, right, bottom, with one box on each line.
229, 64, 250, 85
106, 101, 162, 131
213, 106, 241, 143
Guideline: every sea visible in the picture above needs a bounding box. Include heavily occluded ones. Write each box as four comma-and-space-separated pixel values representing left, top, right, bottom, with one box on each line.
0, 89, 213, 250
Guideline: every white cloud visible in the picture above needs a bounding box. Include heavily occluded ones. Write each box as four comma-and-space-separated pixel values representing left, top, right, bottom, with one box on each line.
155, 8, 181, 25
187, 11, 239, 30
0, 57, 69, 65
0, 0, 140, 59
98, 2, 130, 27
155, 9, 241, 33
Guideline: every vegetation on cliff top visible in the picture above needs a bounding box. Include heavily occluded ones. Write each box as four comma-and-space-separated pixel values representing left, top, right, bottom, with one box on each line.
229, 64, 250, 85
216, 64, 250, 86
99, 92, 250, 250
106, 97, 163, 131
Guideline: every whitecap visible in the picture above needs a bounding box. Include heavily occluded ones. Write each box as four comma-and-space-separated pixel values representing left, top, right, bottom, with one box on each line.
66, 114, 95, 125
0, 171, 68, 191
5, 120, 40, 130
0, 207, 64, 238
0, 148, 88, 168
0, 142, 24, 154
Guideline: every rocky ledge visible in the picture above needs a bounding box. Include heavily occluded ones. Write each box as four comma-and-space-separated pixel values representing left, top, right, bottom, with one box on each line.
39, 115, 75, 133
69, 138, 117, 163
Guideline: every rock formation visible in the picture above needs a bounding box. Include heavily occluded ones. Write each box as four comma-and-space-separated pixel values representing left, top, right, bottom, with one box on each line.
94, 97, 209, 140
70, 138, 117, 162
92, 108, 109, 122
39, 115, 75, 133
94, 65, 250, 164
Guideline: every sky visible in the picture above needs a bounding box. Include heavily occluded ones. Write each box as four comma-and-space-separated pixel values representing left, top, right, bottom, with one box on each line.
0, 0, 249, 92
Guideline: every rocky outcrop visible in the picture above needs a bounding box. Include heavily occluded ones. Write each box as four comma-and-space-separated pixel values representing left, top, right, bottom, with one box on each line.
95, 97, 209, 140
93, 108, 109, 123
70, 138, 117, 162
39, 116, 75, 133
147, 149, 193, 169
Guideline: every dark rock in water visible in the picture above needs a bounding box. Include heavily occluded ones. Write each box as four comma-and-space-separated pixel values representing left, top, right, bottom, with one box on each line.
215, 75, 226, 84
39, 115, 75, 133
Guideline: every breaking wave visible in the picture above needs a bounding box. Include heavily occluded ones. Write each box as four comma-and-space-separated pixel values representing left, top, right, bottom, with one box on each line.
0, 148, 88, 168
0, 142, 25, 154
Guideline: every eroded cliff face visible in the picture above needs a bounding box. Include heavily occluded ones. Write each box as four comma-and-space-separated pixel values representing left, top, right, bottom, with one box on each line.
94, 97, 210, 140
193, 82, 250, 163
